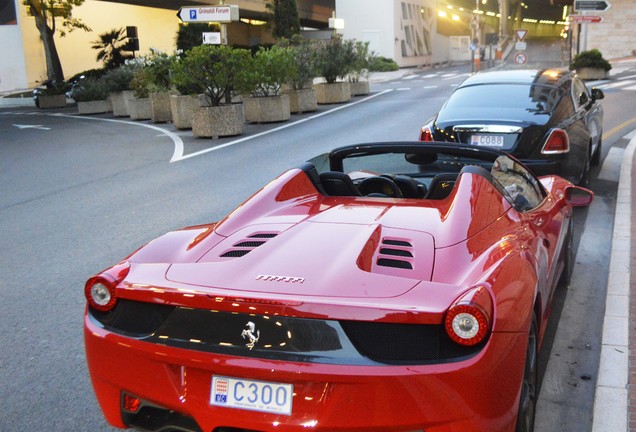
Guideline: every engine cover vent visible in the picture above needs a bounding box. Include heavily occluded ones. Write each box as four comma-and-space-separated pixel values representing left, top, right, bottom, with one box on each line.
376, 238, 414, 270
220, 233, 278, 258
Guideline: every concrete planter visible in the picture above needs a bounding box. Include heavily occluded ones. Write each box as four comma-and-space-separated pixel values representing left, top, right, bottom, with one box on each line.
77, 99, 112, 115
349, 80, 370, 97
37, 94, 66, 109
110, 90, 135, 117
128, 97, 151, 120
192, 104, 244, 138
170, 95, 200, 130
314, 82, 351, 104
575, 67, 610, 80
244, 95, 290, 123
283, 88, 317, 114
149, 92, 172, 123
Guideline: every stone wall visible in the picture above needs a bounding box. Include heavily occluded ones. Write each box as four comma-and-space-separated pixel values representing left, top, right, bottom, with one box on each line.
584, 0, 636, 59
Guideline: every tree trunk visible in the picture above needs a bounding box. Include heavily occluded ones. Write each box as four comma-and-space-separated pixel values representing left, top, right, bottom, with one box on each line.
31, 6, 64, 82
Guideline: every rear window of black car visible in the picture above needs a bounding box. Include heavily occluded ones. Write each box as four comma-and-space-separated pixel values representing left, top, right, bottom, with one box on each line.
439, 83, 564, 122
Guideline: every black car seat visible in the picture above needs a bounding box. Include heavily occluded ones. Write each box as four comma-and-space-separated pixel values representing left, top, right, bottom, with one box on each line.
426, 173, 457, 199
318, 172, 362, 196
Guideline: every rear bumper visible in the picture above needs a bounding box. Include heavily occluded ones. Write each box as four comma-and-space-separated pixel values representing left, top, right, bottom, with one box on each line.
518, 158, 563, 178
85, 312, 528, 432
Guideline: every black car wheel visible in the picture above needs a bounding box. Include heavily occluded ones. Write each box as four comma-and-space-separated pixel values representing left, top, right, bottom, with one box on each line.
591, 134, 602, 166
515, 313, 538, 432
559, 217, 574, 287
578, 143, 592, 186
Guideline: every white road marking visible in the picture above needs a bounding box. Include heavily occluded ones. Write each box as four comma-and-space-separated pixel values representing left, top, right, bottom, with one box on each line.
50, 113, 185, 162
172, 89, 394, 162
13, 124, 51, 130
396, 88, 411, 91
598, 80, 634, 89
443, 73, 469, 80
422, 74, 437, 78
19, 90, 393, 163
402, 75, 418, 80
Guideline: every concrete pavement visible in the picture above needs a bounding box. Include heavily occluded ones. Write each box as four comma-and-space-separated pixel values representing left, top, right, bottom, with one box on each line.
592, 129, 635, 432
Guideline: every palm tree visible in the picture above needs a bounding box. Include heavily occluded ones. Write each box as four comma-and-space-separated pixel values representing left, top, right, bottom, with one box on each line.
92, 28, 130, 69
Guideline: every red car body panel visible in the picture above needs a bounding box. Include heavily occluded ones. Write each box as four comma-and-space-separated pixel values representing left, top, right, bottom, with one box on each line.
84, 145, 588, 431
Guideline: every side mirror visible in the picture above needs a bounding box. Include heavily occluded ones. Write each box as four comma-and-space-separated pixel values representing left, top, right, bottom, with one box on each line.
591, 87, 604, 101
565, 185, 594, 206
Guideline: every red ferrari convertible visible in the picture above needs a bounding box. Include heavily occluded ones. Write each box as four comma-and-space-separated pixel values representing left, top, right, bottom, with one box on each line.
84, 142, 593, 432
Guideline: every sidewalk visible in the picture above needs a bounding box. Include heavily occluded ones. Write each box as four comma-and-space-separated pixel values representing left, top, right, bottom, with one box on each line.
0, 95, 35, 108
591, 130, 636, 431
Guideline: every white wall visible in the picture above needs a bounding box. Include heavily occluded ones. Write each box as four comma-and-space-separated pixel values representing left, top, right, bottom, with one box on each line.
0, 0, 28, 92
585, 0, 636, 59
335, 0, 396, 59
336, 0, 447, 68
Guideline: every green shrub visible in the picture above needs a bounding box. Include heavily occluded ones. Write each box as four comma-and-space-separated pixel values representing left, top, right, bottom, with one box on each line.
241, 45, 295, 96
368, 55, 399, 72
349, 40, 371, 83
278, 35, 318, 90
316, 36, 355, 84
71, 77, 109, 102
102, 65, 136, 92
569, 49, 612, 71
130, 67, 152, 98
171, 44, 251, 106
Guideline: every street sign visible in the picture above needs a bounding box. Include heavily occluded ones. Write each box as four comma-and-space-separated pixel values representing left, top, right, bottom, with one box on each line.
202, 32, 221, 45
568, 14, 604, 23
177, 5, 239, 23
574, 0, 611, 11
514, 52, 527, 65
515, 42, 527, 51
515, 29, 528, 42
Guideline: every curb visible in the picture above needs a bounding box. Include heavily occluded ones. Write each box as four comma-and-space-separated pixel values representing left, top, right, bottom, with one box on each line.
0, 98, 35, 108
591, 133, 635, 431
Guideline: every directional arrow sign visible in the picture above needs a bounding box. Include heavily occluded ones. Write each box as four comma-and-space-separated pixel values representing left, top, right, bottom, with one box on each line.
13, 124, 51, 130
568, 14, 604, 23
177, 5, 239, 23
574, 0, 611, 11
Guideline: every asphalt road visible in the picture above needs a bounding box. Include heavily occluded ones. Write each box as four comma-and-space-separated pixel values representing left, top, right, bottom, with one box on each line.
1, 39, 635, 431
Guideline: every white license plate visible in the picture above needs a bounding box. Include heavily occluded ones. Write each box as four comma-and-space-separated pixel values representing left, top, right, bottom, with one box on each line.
470, 134, 505, 147
210, 376, 293, 415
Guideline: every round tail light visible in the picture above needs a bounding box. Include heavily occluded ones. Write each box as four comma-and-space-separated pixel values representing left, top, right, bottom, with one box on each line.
444, 286, 493, 346
84, 262, 130, 312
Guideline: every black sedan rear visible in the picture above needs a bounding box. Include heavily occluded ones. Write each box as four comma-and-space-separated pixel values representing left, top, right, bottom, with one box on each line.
419, 69, 604, 184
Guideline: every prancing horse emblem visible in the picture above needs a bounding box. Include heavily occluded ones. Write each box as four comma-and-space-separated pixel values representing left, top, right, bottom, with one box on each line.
241, 321, 260, 350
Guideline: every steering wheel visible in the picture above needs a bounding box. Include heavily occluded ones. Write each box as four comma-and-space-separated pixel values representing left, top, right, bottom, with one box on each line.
357, 176, 403, 198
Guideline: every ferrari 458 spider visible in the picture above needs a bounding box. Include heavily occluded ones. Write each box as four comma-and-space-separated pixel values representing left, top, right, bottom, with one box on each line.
84, 142, 593, 432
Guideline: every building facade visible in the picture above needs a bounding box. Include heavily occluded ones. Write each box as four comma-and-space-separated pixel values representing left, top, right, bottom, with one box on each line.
1, 0, 634, 94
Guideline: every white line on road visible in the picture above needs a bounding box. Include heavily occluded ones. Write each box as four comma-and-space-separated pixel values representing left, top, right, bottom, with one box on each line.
13, 124, 51, 130
171, 89, 394, 162
40, 90, 393, 164
50, 113, 185, 161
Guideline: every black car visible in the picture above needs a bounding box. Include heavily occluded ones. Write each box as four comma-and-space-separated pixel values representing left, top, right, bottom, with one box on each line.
419, 69, 604, 185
